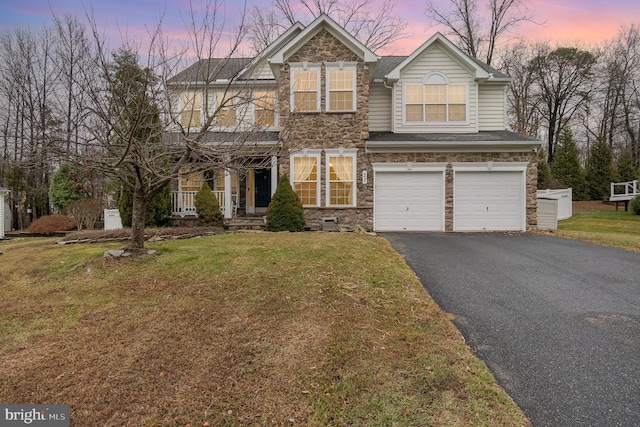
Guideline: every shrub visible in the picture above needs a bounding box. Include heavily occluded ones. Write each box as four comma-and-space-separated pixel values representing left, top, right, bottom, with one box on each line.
630, 195, 640, 215
265, 175, 305, 232
49, 163, 91, 211
194, 182, 224, 227
118, 184, 172, 227
65, 198, 103, 231
28, 214, 76, 235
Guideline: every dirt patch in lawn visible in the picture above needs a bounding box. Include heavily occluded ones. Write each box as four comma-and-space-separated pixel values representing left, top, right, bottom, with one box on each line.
572, 200, 617, 213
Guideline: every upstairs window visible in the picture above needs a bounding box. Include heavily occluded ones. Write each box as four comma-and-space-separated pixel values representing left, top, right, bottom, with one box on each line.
326, 62, 356, 112
405, 73, 466, 123
291, 64, 320, 112
254, 91, 276, 127
217, 91, 236, 127
181, 91, 201, 127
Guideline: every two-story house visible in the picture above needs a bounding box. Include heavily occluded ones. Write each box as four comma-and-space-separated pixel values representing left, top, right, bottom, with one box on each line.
168, 14, 540, 232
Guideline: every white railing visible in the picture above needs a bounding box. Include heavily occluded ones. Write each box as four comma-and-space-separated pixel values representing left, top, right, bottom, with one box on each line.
610, 180, 639, 201
171, 190, 237, 217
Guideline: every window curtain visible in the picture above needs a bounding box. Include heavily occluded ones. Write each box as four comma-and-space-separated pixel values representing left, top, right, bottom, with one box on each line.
294, 157, 316, 182
331, 157, 353, 181
330, 156, 353, 205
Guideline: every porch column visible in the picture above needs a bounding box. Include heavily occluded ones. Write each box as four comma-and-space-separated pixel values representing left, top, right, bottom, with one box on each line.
224, 170, 232, 219
270, 156, 278, 196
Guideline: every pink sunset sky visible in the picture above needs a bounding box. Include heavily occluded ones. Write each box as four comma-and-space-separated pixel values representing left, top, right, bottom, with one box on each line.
0, 0, 638, 56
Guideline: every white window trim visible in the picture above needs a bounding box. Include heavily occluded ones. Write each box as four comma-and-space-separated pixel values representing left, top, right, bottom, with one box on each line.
290, 62, 321, 112
215, 90, 237, 128
325, 62, 357, 112
253, 90, 278, 129
290, 149, 322, 207
401, 80, 470, 126
180, 90, 203, 128
325, 148, 358, 207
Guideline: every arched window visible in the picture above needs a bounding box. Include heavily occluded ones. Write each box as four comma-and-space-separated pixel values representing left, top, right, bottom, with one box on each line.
405, 72, 467, 123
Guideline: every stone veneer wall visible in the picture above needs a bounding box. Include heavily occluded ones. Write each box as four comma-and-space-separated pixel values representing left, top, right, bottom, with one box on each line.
366, 151, 538, 231
277, 28, 372, 230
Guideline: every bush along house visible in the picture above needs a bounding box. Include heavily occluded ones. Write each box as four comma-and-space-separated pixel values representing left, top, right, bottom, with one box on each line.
167, 14, 540, 232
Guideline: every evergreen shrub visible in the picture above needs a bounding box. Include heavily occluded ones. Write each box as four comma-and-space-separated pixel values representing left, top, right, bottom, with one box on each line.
265, 175, 305, 232
630, 195, 640, 215
194, 182, 224, 227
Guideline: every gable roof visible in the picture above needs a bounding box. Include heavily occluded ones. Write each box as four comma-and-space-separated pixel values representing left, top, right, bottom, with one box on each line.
268, 14, 379, 78
384, 32, 509, 83
168, 58, 253, 85
237, 22, 305, 80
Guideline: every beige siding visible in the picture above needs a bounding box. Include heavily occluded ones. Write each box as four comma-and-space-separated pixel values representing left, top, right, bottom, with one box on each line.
369, 83, 392, 131
393, 43, 477, 133
478, 84, 507, 131
248, 60, 276, 80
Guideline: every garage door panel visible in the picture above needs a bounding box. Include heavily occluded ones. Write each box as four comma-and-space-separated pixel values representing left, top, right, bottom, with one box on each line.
374, 171, 443, 231
454, 171, 524, 231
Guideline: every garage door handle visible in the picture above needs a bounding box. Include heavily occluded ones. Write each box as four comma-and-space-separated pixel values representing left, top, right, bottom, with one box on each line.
406, 206, 410, 211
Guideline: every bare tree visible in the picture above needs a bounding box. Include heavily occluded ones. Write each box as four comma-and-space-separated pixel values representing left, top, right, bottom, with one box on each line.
247, 0, 408, 53
53, 14, 92, 158
529, 45, 597, 163
425, 0, 535, 66
498, 40, 543, 137
71, 0, 280, 250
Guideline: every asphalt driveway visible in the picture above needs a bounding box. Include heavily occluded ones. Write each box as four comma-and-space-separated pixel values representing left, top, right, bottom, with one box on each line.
383, 232, 640, 427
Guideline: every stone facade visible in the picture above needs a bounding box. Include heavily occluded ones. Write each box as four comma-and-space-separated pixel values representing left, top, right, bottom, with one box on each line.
277, 28, 372, 230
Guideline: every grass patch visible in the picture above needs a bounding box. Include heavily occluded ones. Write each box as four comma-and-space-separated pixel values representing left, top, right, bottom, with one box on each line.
556, 208, 640, 252
0, 234, 529, 426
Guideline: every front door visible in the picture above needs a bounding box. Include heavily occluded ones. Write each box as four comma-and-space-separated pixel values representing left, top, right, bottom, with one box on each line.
255, 169, 272, 208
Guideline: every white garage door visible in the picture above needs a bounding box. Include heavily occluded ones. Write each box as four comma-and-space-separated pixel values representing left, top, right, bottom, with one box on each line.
374, 171, 444, 231
454, 171, 524, 231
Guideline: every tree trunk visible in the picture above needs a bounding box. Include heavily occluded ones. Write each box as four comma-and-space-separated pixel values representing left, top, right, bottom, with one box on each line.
131, 187, 147, 250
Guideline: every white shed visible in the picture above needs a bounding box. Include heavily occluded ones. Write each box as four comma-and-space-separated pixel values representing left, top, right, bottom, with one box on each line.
0, 187, 9, 239
536, 189, 572, 220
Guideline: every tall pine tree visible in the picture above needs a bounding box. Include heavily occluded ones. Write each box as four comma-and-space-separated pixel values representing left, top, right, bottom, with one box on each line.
550, 129, 587, 200
585, 137, 615, 201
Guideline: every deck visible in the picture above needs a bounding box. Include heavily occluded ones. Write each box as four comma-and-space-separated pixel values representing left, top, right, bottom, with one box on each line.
609, 180, 639, 210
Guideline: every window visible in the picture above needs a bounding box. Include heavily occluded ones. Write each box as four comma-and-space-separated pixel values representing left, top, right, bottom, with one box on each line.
181, 91, 201, 127
290, 150, 321, 206
326, 149, 357, 207
326, 63, 356, 111
217, 91, 236, 127
254, 91, 276, 127
179, 168, 202, 192
404, 74, 466, 123
291, 64, 320, 112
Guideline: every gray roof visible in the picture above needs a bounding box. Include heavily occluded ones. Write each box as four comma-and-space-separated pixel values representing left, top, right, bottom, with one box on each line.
374, 56, 406, 80
163, 131, 279, 144
168, 58, 253, 84
374, 54, 508, 81
368, 130, 537, 143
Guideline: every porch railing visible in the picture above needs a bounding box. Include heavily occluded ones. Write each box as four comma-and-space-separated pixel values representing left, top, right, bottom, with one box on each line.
171, 190, 237, 217
610, 180, 639, 201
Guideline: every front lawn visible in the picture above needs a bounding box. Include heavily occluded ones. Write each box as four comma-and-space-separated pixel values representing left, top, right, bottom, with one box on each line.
556, 202, 640, 252
0, 234, 529, 426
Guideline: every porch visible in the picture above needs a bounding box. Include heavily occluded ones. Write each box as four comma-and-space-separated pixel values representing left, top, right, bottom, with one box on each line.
172, 159, 278, 219
609, 180, 639, 211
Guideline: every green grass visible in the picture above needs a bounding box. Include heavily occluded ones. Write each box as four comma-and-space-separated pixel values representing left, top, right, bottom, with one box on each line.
0, 234, 530, 426
556, 209, 640, 252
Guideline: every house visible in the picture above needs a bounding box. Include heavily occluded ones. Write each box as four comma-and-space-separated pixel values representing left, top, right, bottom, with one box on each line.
167, 14, 540, 232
